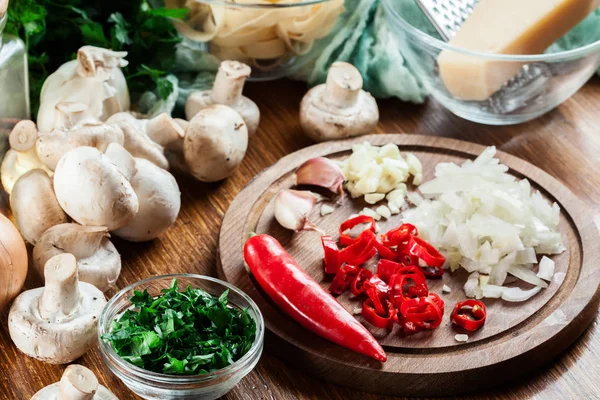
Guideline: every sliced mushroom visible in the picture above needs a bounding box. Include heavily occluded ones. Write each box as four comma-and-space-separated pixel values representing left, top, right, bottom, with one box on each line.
300, 62, 379, 142
53, 146, 139, 230
183, 104, 248, 182
186, 61, 260, 136
31, 364, 118, 400
1, 120, 51, 194
106, 112, 174, 170
36, 121, 124, 170
10, 169, 68, 245
33, 223, 121, 292
113, 158, 181, 242
8, 253, 106, 364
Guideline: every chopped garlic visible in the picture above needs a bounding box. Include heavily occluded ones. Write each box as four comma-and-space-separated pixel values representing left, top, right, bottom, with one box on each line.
376, 205, 391, 220
455, 334, 469, 343
337, 142, 423, 202
360, 207, 381, 221
320, 204, 335, 216
365, 193, 385, 204
442, 284, 451, 293
388, 201, 400, 215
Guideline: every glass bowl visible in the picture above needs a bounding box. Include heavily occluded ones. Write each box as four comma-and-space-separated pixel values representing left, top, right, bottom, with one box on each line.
382, 0, 600, 125
98, 274, 264, 400
167, 0, 345, 80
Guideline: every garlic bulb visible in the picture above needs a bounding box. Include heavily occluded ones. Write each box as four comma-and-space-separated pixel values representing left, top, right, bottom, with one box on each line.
37, 46, 130, 132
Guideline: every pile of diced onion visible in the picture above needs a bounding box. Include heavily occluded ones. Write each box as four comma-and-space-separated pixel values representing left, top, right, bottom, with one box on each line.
336, 142, 423, 220
403, 147, 564, 302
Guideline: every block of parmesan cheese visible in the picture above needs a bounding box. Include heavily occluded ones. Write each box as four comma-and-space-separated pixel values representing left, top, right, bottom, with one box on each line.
437, 0, 600, 101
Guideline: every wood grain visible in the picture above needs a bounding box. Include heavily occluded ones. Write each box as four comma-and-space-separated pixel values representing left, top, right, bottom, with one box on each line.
1, 77, 600, 399
218, 134, 600, 396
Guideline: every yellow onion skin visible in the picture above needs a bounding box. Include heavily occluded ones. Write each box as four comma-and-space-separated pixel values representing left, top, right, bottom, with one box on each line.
0, 213, 28, 312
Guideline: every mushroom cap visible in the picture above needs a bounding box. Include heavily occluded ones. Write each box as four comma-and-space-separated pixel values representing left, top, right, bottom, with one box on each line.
106, 112, 169, 170
1, 147, 51, 195
53, 146, 139, 230
185, 91, 260, 136
10, 169, 68, 245
183, 104, 248, 182
8, 282, 106, 364
33, 224, 121, 292
113, 158, 181, 242
299, 85, 379, 142
36, 123, 125, 171
31, 364, 118, 400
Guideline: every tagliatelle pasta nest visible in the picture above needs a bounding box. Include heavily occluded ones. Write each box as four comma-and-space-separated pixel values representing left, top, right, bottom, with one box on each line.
165, 0, 345, 69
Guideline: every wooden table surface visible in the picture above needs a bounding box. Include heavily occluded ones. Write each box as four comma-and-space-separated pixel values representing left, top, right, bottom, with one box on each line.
1, 77, 599, 400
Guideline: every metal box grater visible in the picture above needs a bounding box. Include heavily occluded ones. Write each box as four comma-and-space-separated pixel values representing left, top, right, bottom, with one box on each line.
415, 0, 478, 40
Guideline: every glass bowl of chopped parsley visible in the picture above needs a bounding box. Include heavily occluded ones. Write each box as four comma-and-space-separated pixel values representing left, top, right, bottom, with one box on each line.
98, 274, 263, 400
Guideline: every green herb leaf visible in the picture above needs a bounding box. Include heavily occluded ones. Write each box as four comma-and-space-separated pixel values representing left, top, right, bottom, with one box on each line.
102, 279, 256, 375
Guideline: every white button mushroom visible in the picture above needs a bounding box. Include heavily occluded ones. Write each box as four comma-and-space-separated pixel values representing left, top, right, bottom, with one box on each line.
300, 61, 379, 142
10, 169, 68, 245
36, 106, 125, 171
31, 364, 118, 400
53, 146, 139, 230
33, 224, 121, 292
113, 158, 181, 242
0, 120, 51, 195
186, 60, 260, 136
9, 253, 106, 364
106, 112, 170, 170
104, 142, 137, 181
183, 104, 248, 182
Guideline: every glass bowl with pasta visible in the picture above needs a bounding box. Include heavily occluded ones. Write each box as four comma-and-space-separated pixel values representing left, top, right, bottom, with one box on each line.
165, 0, 345, 80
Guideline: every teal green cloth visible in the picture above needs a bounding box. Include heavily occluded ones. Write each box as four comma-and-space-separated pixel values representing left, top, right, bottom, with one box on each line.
142, 1, 600, 115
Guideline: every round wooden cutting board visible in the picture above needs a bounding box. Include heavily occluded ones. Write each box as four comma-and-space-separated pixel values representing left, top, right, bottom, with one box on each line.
218, 134, 600, 396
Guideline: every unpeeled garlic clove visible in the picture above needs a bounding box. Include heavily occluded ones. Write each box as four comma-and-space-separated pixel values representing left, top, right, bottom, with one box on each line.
274, 189, 324, 234
294, 157, 345, 199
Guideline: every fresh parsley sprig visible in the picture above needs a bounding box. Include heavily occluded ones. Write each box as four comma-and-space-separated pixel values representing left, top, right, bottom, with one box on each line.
103, 279, 257, 375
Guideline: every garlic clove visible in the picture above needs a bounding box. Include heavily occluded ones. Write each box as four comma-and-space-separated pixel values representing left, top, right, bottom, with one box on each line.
274, 189, 324, 234
294, 157, 345, 199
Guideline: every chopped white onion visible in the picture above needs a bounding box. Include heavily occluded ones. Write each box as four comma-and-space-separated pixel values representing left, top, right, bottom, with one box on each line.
455, 334, 469, 342
502, 286, 542, 302
403, 146, 565, 302
553, 272, 566, 285
320, 204, 335, 216
442, 284, 451, 293
482, 284, 506, 298
537, 256, 555, 281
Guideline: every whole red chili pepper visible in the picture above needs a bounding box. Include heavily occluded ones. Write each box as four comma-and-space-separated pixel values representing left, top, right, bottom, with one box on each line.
244, 234, 386, 362
330, 264, 359, 295
321, 235, 340, 274
350, 268, 373, 296
451, 300, 487, 331
339, 215, 376, 246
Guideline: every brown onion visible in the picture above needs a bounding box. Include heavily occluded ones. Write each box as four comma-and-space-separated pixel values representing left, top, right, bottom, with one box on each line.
0, 213, 28, 311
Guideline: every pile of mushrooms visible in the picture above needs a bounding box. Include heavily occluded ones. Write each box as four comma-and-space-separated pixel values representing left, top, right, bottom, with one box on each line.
32, 364, 118, 399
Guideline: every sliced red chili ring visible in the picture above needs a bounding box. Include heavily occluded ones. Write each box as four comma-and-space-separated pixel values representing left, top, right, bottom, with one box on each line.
366, 287, 386, 315
451, 299, 487, 331
395, 265, 427, 279
365, 275, 389, 294
420, 266, 444, 278
376, 259, 404, 283
350, 268, 373, 296
407, 236, 446, 268
389, 273, 428, 308
400, 296, 443, 330
329, 264, 359, 295
339, 230, 376, 265
339, 215, 376, 246
361, 297, 395, 330
321, 235, 340, 275
373, 239, 398, 261
381, 223, 418, 247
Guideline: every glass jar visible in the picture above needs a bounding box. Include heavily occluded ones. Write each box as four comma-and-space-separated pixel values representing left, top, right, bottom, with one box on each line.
0, 11, 29, 147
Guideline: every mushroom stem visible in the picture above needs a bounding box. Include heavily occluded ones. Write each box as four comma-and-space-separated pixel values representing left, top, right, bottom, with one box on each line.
322, 62, 363, 108
40, 254, 81, 319
9, 120, 37, 152
146, 113, 185, 147
211, 61, 252, 106
57, 226, 109, 259
58, 365, 98, 400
